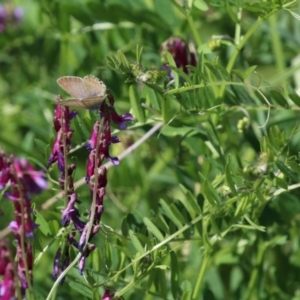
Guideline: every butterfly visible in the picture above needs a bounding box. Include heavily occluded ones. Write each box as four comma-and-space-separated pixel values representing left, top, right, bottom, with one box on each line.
56, 75, 107, 109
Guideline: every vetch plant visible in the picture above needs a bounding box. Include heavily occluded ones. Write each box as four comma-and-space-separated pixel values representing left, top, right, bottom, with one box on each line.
46, 77, 133, 297
1, 0, 300, 299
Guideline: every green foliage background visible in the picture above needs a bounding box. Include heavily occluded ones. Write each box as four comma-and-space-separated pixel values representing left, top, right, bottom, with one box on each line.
1, 0, 300, 299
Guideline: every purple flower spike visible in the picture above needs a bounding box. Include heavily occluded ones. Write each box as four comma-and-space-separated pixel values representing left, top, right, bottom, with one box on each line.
48, 102, 74, 169
86, 122, 100, 151
48, 78, 132, 277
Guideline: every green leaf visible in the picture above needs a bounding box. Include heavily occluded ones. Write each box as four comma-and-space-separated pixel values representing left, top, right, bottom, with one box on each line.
89, 247, 102, 273
105, 242, 112, 269
121, 216, 129, 237
193, 0, 208, 11
169, 66, 193, 84
202, 180, 221, 204
270, 90, 288, 107
48, 220, 60, 236
143, 217, 165, 242
242, 65, 257, 80
287, 161, 300, 175
34, 138, 48, 157
205, 62, 223, 81
225, 156, 237, 196
73, 114, 89, 144
129, 84, 145, 123
145, 85, 160, 111
276, 160, 299, 182
114, 244, 134, 259
35, 211, 51, 236
182, 290, 193, 300
289, 93, 300, 107
214, 63, 231, 81
165, 51, 179, 89
170, 251, 180, 299
275, 177, 288, 190
244, 215, 265, 231
226, 0, 239, 24
181, 186, 202, 216
161, 94, 174, 123
129, 229, 145, 254
159, 199, 183, 229
69, 281, 93, 299
231, 84, 255, 104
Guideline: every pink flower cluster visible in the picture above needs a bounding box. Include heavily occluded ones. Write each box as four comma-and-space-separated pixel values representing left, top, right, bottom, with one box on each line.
0, 148, 47, 299
48, 90, 133, 279
161, 36, 197, 78
0, 4, 23, 33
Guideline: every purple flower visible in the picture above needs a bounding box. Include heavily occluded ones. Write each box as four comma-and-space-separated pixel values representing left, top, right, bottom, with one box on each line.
110, 110, 134, 130
85, 122, 119, 182
78, 244, 95, 275
102, 289, 123, 300
13, 158, 48, 194
13, 7, 23, 22
61, 193, 85, 230
52, 248, 70, 284
48, 99, 76, 170
0, 240, 19, 300
0, 154, 48, 195
52, 248, 61, 281
0, 5, 7, 23
0, 149, 45, 296
0, 150, 46, 238
0, 5, 24, 33
161, 37, 197, 78
102, 91, 133, 130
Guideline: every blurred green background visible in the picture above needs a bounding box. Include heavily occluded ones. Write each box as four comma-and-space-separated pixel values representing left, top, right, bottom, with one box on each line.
1, 0, 300, 299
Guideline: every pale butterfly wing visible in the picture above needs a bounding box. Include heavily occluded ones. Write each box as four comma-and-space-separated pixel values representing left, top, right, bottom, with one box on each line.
83, 75, 106, 98
56, 75, 107, 109
57, 76, 88, 100
57, 96, 104, 109
56, 99, 87, 108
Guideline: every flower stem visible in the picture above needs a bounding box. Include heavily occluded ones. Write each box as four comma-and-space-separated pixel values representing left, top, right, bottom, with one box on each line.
187, 13, 202, 48
268, 13, 287, 96
244, 238, 267, 299
219, 10, 277, 97
192, 251, 210, 300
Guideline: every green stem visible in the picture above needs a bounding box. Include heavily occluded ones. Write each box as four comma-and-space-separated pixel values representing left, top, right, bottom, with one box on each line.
234, 7, 242, 45
187, 13, 202, 48
244, 238, 267, 299
192, 251, 210, 300
60, 37, 69, 75
219, 10, 278, 97
268, 14, 287, 96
